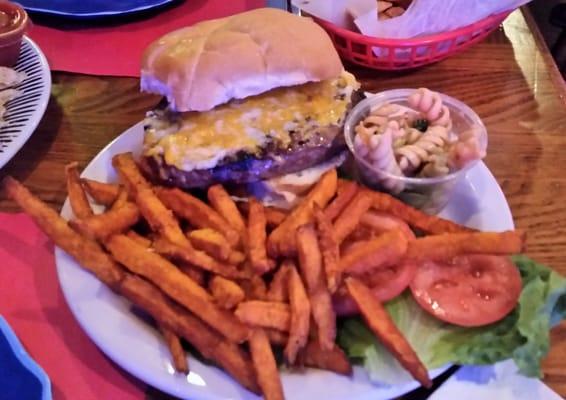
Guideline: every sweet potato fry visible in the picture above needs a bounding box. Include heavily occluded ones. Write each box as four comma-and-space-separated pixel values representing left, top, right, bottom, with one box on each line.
112, 153, 190, 249
105, 234, 249, 343
247, 198, 274, 274
267, 262, 290, 303
265, 329, 289, 346
208, 184, 246, 235
125, 230, 152, 248
248, 329, 285, 400
156, 187, 240, 247
2, 176, 124, 287
209, 276, 245, 309
188, 228, 231, 261
119, 274, 259, 394
70, 202, 140, 240
160, 325, 189, 374
360, 210, 415, 241
340, 230, 408, 276
235, 301, 291, 332
80, 178, 120, 206
405, 231, 526, 262
111, 187, 129, 209
285, 265, 311, 364
333, 191, 374, 244
268, 169, 337, 257
238, 202, 288, 229
240, 274, 268, 300
177, 263, 206, 286
65, 162, 93, 219
296, 224, 336, 350
300, 339, 352, 376
152, 236, 247, 280
313, 205, 340, 293
368, 190, 475, 234
324, 180, 359, 222
345, 277, 431, 388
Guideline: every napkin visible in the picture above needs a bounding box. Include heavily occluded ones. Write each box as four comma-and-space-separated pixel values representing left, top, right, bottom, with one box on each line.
27, 0, 264, 77
0, 212, 144, 399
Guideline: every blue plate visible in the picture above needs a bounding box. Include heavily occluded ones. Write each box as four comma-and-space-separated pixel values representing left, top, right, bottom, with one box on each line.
0, 316, 51, 400
16, 0, 177, 19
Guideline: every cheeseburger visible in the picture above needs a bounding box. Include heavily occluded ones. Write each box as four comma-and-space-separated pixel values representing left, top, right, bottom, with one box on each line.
140, 8, 360, 205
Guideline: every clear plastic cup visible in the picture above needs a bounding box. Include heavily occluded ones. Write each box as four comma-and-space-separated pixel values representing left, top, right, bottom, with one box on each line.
344, 89, 488, 214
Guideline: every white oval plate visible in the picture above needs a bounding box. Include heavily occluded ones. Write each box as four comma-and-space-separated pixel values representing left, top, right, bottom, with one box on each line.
55, 122, 514, 400
0, 36, 51, 170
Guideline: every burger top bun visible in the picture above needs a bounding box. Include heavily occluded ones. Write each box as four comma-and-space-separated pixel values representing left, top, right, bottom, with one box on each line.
140, 8, 343, 112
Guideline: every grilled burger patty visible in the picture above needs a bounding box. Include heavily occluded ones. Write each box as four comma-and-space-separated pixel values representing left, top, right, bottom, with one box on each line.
142, 72, 361, 189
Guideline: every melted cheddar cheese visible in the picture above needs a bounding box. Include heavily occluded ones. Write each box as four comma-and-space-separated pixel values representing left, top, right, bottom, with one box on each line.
144, 70, 359, 171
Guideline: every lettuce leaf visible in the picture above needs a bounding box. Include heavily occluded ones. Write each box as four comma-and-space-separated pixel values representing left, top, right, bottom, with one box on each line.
337, 255, 566, 384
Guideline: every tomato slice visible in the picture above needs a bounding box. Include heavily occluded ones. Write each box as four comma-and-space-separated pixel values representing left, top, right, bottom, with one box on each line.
410, 255, 522, 327
333, 260, 417, 316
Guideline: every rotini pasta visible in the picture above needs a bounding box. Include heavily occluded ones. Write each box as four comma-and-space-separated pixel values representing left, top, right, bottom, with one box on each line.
408, 88, 452, 130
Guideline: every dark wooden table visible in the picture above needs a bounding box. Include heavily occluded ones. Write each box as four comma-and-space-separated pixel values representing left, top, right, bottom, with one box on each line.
2, 7, 566, 398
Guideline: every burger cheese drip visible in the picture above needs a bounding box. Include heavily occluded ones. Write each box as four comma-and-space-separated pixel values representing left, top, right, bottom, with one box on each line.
144, 70, 359, 171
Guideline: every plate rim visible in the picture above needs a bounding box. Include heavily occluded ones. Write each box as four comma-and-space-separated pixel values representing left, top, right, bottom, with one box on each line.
19, 0, 176, 18
0, 36, 51, 170
54, 121, 514, 399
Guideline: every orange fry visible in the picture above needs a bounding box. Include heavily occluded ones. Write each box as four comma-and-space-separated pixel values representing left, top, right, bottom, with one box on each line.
300, 339, 352, 376
296, 224, 336, 350
268, 169, 337, 257
248, 329, 285, 400
125, 230, 152, 248
152, 236, 247, 280
178, 263, 206, 287
111, 187, 129, 209
333, 190, 373, 244
119, 274, 259, 394
235, 301, 291, 332
345, 277, 431, 388
265, 329, 289, 346
313, 204, 340, 293
209, 276, 245, 310
368, 190, 475, 234
105, 234, 249, 343
208, 184, 246, 235
285, 264, 311, 364
65, 162, 93, 219
2, 176, 124, 287
240, 274, 268, 300
156, 187, 240, 247
267, 262, 290, 303
70, 202, 140, 240
405, 231, 526, 262
160, 325, 189, 374
340, 230, 408, 276
188, 228, 232, 261
80, 178, 120, 207
247, 198, 274, 274
324, 180, 359, 221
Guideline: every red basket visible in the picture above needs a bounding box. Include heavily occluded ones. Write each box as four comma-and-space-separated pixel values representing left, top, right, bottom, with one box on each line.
312, 10, 511, 70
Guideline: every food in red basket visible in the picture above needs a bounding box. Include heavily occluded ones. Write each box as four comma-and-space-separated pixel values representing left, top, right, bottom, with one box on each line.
377, 0, 412, 20
140, 8, 361, 205
0, 1, 28, 67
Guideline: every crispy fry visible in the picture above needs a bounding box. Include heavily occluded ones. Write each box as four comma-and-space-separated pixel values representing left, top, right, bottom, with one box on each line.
209, 276, 245, 309
160, 325, 189, 374
313, 205, 340, 293
188, 228, 232, 261
324, 180, 359, 221
125, 230, 152, 248
248, 329, 285, 400
239, 202, 288, 229
268, 169, 338, 257
80, 178, 120, 207
156, 187, 240, 247
112, 153, 190, 248
333, 191, 373, 244
65, 162, 93, 219
300, 339, 352, 375
359, 210, 415, 241
265, 329, 289, 346
247, 198, 274, 274
367, 190, 475, 234
208, 184, 246, 235
105, 234, 249, 343
267, 262, 290, 302
285, 264, 311, 364
405, 231, 526, 262
70, 202, 140, 240
152, 236, 247, 280
178, 263, 206, 286
2, 176, 124, 287
235, 301, 291, 332
296, 224, 336, 350
111, 187, 129, 209
345, 277, 431, 388
240, 274, 269, 300
340, 230, 408, 276
119, 274, 259, 394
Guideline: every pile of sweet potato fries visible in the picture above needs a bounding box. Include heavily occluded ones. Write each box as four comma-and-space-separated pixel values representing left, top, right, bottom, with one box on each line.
1, 153, 525, 400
